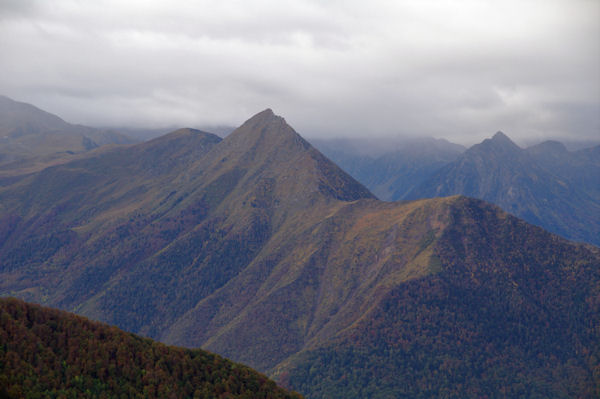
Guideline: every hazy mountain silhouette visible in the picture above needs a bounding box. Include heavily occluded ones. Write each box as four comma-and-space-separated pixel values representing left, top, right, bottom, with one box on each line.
312, 136, 465, 200
407, 132, 600, 246
0, 95, 136, 172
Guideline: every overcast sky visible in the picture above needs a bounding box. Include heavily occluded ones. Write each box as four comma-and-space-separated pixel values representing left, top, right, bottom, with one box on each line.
0, 0, 598, 145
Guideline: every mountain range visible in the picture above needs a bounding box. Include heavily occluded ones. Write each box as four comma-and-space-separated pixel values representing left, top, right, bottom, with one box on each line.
316, 132, 600, 246
0, 95, 136, 174
406, 132, 600, 246
0, 103, 599, 397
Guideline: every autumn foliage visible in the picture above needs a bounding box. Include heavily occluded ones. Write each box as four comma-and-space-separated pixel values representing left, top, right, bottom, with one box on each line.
0, 297, 302, 399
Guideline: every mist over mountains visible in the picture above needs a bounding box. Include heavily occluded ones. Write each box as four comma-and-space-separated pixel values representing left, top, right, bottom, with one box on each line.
0, 95, 136, 172
311, 137, 466, 201
316, 131, 600, 246
0, 97, 599, 398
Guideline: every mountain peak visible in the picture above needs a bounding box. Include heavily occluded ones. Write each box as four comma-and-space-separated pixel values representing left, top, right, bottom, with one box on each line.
200, 108, 374, 206
258, 107, 275, 116
241, 108, 280, 126
474, 131, 521, 154
222, 108, 307, 155
491, 131, 515, 145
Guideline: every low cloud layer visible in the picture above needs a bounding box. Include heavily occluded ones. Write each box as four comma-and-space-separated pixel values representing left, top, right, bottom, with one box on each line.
0, 0, 598, 144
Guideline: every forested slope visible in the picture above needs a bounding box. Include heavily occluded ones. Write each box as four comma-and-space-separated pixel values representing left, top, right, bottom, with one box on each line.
0, 297, 302, 399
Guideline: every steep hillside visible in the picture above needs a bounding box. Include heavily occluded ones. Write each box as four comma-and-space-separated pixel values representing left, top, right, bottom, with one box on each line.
0, 95, 136, 173
407, 132, 600, 246
0, 108, 375, 351
163, 196, 458, 370
0, 297, 302, 399
277, 197, 600, 398
1, 111, 598, 398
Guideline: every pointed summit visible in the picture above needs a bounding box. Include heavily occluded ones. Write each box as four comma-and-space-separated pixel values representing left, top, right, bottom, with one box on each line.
196, 108, 374, 207
255, 108, 275, 117
205, 110, 310, 184
489, 131, 519, 148
222, 108, 309, 156
492, 131, 509, 140
471, 131, 521, 157
239, 108, 280, 128
236, 108, 279, 129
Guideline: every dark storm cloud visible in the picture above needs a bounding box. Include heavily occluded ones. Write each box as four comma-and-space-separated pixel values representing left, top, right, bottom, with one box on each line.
0, 0, 598, 145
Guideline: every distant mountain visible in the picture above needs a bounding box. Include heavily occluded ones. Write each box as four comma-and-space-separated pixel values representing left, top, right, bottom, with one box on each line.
1, 111, 598, 398
407, 132, 600, 246
311, 137, 465, 200
0, 95, 136, 172
109, 125, 236, 141
527, 140, 600, 199
0, 297, 302, 399
314, 133, 600, 247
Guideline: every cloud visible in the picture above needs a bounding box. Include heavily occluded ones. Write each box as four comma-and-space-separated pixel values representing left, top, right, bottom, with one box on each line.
0, 0, 598, 145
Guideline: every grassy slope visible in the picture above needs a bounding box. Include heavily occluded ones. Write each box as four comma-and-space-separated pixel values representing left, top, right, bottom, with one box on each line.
164, 197, 456, 370
276, 197, 600, 398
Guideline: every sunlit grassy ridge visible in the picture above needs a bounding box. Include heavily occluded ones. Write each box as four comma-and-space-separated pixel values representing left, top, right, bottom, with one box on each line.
277, 197, 600, 398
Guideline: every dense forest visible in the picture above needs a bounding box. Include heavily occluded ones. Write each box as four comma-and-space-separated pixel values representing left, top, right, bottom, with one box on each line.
0, 297, 302, 399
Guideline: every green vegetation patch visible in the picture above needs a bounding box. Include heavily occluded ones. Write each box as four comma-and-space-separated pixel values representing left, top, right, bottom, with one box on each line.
0, 297, 302, 399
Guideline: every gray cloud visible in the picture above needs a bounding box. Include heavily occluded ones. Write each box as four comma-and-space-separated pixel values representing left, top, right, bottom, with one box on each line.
0, 0, 598, 145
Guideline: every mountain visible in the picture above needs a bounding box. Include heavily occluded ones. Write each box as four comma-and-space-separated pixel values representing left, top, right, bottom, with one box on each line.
1, 111, 599, 397
0, 95, 136, 173
314, 133, 599, 247
0, 108, 375, 362
278, 197, 600, 398
311, 136, 465, 200
527, 140, 600, 200
407, 132, 600, 246
0, 297, 302, 399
